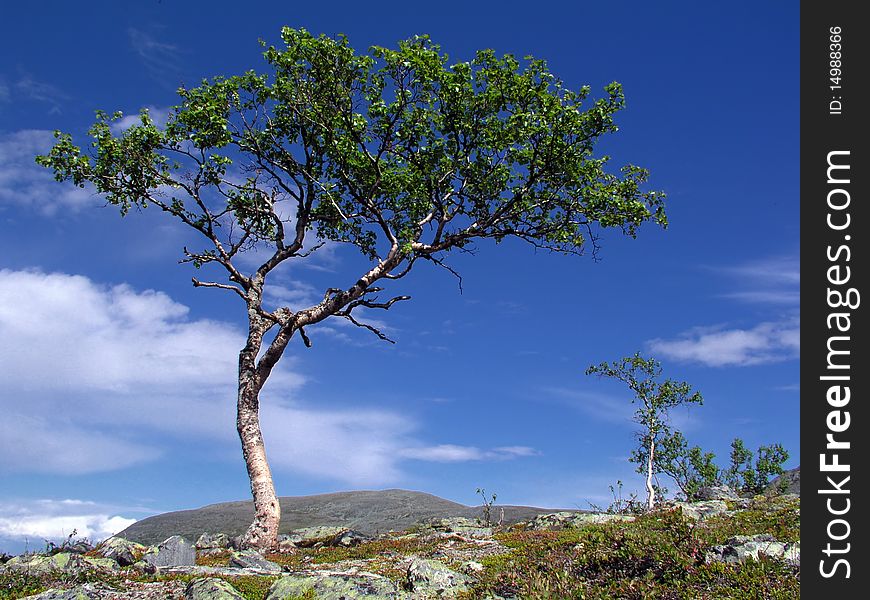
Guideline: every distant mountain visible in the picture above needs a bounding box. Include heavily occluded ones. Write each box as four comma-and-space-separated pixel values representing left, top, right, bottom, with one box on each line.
118, 489, 570, 545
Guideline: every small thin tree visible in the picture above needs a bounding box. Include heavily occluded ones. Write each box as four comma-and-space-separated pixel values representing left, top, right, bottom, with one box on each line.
39, 28, 667, 549
586, 354, 702, 509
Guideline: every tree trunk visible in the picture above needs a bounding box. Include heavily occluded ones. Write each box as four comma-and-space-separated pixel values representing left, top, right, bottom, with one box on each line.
646, 437, 656, 510
237, 338, 280, 550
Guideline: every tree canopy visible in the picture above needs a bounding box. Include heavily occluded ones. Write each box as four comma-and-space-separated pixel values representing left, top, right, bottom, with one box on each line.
38, 27, 668, 549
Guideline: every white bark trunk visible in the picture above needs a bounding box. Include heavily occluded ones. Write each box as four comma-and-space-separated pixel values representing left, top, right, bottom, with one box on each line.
646, 437, 656, 510
236, 315, 281, 551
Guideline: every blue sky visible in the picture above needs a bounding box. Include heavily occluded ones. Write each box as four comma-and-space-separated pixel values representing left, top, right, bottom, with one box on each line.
0, 1, 798, 553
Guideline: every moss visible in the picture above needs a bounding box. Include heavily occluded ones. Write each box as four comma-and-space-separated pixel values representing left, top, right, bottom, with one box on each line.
196, 549, 233, 567
223, 574, 279, 600
0, 569, 48, 599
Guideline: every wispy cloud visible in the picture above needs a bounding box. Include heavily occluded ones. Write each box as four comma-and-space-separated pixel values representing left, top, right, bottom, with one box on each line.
541, 388, 635, 425
399, 444, 539, 462
127, 28, 182, 82
0, 74, 69, 114
647, 317, 800, 367
714, 256, 800, 305
0, 130, 98, 214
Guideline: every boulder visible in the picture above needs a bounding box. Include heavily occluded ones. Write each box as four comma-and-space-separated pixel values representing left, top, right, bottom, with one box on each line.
266, 572, 402, 599
284, 526, 350, 548
696, 485, 741, 501
335, 529, 371, 547
19, 584, 104, 599
405, 557, 470, 597
2, 552, 113, 577
525, 512, 634, 531
143, 535, 196, 567
705, 534, 800, 567
185, 577, 247, 599
228, 550, 283, 572
96, 536, 146, 566
673, 500, 729, 521
423, 517, 493, 538
196, 533, 231, 551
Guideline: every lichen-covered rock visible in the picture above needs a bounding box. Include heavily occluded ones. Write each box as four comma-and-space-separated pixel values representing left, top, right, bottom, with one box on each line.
405, 557, 470, 597
697, 485, 741, 501
185, 577, 247, 599
266, 572, 403, 599
196, 533, 231, 550
144, 535, 196, 567
335, 529, 371, 547
228, 550, 283, 572
21, 583, 104, 599
525, 511, 635, 531
3, 552, 110, 577
423, 517, 493, 538
705, 534, 800, 567
674, 500, 729, 521
284, 526, 350, 547
96, 536, 146, 566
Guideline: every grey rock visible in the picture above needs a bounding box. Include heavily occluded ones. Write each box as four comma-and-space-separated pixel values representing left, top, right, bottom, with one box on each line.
697, 485, 740, 501
284, 525, 350, 547
22, 584, 104, 599
266, 572, 403, 599
767, 467, 801, 496
674, 500, 729, 521
424, 517, 493, 538
4, 553, 107, 577
405, 557, 470, 597
705, 534, 800, 567
228, 550, 283, 572
96, 536, 146, 566
131, 559, 157, 574
185, 577, 247, 599
144, 535, 196, 567
196, 533, 231, 550
525, 511, 634, 531
336, 529, 371, 547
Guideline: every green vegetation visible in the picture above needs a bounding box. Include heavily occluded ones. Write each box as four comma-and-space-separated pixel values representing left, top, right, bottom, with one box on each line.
0, 495, 799, 599
462, 498, 800, 599
587, 354, 703, 509
657, 433, 790, 501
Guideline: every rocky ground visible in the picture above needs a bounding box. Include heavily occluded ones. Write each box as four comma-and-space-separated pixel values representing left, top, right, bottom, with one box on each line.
0, 491, 800, 599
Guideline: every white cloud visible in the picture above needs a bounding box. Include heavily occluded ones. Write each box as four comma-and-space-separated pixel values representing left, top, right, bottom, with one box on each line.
647, 318, 800, 367
399, 444, 539, 463
110, 106, 171, 133
0, 499, 137, 543
0, 269, 522, 484
0, 130, 98, 214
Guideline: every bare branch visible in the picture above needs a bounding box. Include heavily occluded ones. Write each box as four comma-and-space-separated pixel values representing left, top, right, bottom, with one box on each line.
339, 312, 397, 344
421, 255, 464, 294
191, 277, 248, 300
298, 326, 312, 348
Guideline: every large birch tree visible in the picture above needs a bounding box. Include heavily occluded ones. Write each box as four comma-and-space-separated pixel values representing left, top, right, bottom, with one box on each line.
38, 28, 667, 550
